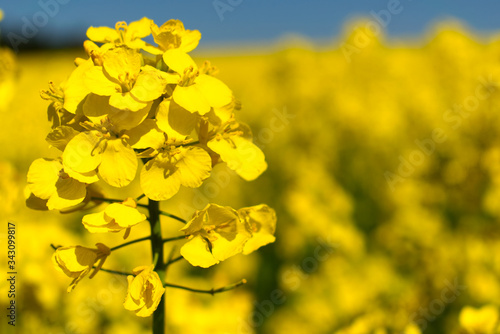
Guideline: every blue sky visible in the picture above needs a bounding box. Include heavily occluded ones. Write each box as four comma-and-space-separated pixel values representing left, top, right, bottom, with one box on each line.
2, 0, 500, 50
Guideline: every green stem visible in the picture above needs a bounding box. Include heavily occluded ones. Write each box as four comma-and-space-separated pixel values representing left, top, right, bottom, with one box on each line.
162, 235, 187, 243
110, 236, 151, 251
166, 255, 184, 267
149, 199, 166, 334
163, 279, 247, 295
98, 267, 131, 276
159, 211, 187, 224
91, 197, 123, 203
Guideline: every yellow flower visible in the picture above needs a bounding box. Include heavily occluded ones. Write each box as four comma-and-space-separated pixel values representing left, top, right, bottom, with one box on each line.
151, 19, 201, 54
180, 204, 252, 268
62, 130, 138, 188
125, 119, 166, 150
86, 17, 153, 50
82, 199, 146, 238
140, 146, 212, 201
52, 243, 111, 292
41, 58, 94, 115
123, 265, 165, 317
459, 305, 499, 333
238, 204, 277, 255
155, 99, 200, 142
27, 158, 87, 210
84, 47, 172, 111
83, 93, 152, 132
169, 68, 233, 116
208, 122, 267, 181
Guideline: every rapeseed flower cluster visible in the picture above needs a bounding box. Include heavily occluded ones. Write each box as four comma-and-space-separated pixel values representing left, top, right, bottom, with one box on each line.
26, 17, 276, 319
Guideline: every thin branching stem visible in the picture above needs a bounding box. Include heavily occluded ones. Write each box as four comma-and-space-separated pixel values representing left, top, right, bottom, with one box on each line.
110, 236, 151, 251
98, 267, 131, 276
163, 279, 247, 296
166, 255, 184, 267
91, 197, 123, 203
162, 235, 187, 243
159, 211, 187, 224
51, 237, 151, 253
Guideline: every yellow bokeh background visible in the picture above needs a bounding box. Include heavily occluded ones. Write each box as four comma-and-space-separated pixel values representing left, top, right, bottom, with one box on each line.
3, 18, 500, 333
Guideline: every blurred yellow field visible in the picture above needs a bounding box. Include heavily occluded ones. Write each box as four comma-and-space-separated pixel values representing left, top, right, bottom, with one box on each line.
2, 17, 500, 334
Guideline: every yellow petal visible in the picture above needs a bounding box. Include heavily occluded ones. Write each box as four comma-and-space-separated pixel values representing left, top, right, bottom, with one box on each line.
239, 204, 277, 255
196, 74, 233, 109
25, 192, 49, 211
175, 146, 212, 188
126, 119, 166, 150
140, 153, 182, 201
86, 26, 119, 43
151, 19, 184, 50
55, 246, 97, 273
181, 208, 206, 235
141, 43, 164, 55
62, 58, 94, 113
105, 203, 146, 228
140, 147, 211, 200
48, 176, 87, 210
181, 204, 252, 265
130, 66, 167, 102
179, 29, 201, 53
109, 92, 148, 112
102, 47, 142, 82
155, 99, 197, 141
98, 139, 138, 187
63, 131, 103, 173
126, 17, 152, 40
180, 235, 219, 268
208, 134, 267, 181
82, 211, 119, 233
162, 49, 197, 74
82, 93, 110, 124
108, 103, 152, 131
211, 230, 251, 262
213, 99, 237, 124
172, 85, 210, 115
27, 158, 59, 199
84, 66, 119, 96
132, 265, 151, 276
124, 276, 143, 311
65, 167, 100, 184
46, 126, 79, 152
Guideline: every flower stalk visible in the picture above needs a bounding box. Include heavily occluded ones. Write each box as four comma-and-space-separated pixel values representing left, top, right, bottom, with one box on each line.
149, 199, 166, 334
